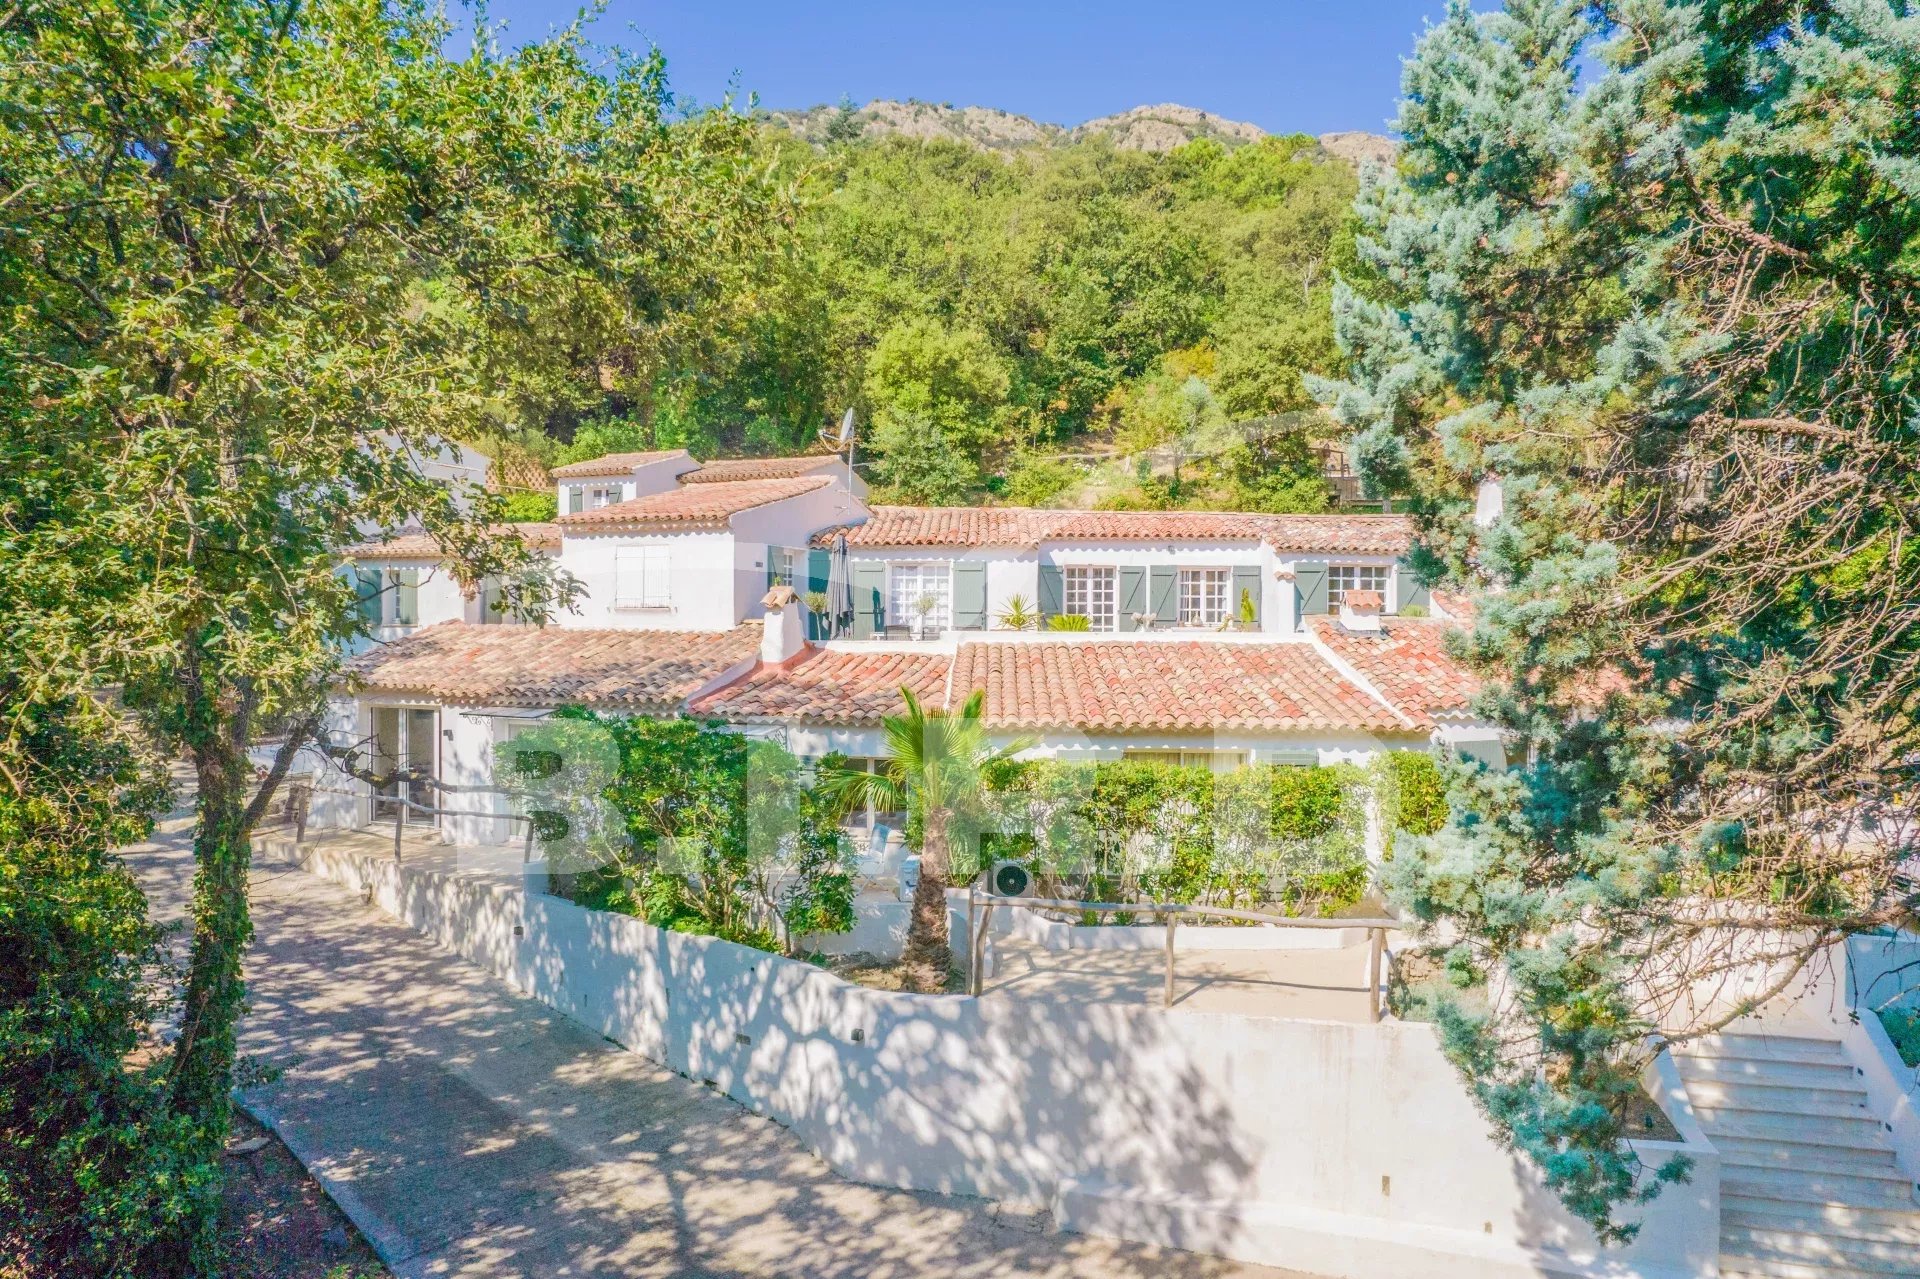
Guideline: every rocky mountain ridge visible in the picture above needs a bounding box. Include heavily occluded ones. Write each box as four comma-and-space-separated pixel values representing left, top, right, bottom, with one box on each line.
766, 98, 1394, 164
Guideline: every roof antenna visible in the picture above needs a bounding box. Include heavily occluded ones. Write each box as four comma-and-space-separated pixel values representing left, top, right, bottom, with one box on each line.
820, 407, 855, 491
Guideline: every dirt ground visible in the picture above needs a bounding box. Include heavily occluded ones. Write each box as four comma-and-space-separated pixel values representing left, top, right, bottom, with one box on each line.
221, 1108, 390, 1279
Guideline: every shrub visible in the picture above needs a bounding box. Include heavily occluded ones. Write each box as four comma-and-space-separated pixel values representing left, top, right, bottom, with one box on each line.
981, 758, 1370, 914
1881, 1007, 1920, 1068
499, 490, 557, 522
1046, 612, 1091, 631
1375, 750, 1447, 857
499, 712, 855, 954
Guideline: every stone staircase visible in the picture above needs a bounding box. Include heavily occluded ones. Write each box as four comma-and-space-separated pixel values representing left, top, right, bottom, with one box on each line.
1674, 1031, 1920, 1278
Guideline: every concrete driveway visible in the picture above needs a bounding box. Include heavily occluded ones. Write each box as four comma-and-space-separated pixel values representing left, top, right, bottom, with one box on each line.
129, 805, 1321, 1279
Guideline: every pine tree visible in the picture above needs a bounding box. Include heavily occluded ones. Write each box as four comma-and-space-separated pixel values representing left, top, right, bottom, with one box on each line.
1316, 0, 1920, 1240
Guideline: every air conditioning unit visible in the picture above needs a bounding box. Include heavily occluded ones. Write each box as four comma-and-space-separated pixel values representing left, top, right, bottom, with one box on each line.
989, 861, 1032, 898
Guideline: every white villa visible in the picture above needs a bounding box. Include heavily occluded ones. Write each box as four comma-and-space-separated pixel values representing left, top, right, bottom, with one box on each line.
277, 448, 1920, 1279
313, 449, 1500, 846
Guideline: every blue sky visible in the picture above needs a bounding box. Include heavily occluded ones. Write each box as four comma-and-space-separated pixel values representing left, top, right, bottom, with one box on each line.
468, 2, 1483, 137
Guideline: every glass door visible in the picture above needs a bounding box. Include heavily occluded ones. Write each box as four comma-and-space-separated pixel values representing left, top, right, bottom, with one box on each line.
371, 706, 438, 825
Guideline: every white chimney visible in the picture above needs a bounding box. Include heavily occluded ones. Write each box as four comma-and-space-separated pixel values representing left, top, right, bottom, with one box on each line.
1474, 473, 1505, 528
1339, 587, 1385, 633
760, 583, 807, 665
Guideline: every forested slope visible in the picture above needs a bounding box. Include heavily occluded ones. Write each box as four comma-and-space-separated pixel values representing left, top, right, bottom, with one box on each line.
471, 108, 1370, 510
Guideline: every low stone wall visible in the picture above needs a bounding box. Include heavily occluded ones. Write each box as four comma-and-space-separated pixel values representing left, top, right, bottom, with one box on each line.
261, 833, 1720, 1279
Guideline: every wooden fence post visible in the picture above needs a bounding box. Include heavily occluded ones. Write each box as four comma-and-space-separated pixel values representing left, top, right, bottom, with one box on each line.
1163, 908, 1179, 1009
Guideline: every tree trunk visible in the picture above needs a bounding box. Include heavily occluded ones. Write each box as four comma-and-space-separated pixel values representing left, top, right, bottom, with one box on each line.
902, 810, 952, 991
153, 673, 288, 1273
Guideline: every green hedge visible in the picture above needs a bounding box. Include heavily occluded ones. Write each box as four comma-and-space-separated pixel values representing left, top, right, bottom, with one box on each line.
978, 758, 1371, 914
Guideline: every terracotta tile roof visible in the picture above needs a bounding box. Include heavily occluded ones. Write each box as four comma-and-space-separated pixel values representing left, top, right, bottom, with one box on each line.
1429, 589, 1476, 623
951, 640, 1413, 734
683, 455, 837, 484
1308, 616, 1481, 727
692, 649, 952, 726
346, 523, 562, 560
550, 449, 691, 479
1260, 515, 1413, 556
557, 476, 834, 532
344, 622, 758, 710
816, 506, 1413, 555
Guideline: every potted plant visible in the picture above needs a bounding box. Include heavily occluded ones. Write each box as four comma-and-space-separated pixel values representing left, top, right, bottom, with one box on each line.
1231, 587, 1258, 631
1046, 613, 1091, 631
803, 589, 832, 639
911, 592, 940, 640
994, 593, 1039, 631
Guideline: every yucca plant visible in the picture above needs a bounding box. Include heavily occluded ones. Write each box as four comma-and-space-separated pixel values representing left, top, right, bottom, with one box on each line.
994, 593, 1039, 631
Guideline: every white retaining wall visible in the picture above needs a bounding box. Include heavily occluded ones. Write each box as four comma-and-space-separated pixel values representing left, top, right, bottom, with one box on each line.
998, 904, 1370, 952
270, 835, 1720, 1279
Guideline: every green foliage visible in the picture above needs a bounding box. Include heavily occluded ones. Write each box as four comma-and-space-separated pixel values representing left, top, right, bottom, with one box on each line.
994, 594, 1039, 631
981, 759, 1371, 913
1045, 613, 1092, 632
1880, 1008, 1920, 1069
816, 689, 1028, 981
0, 698, 207, 1276
499, 491, 559, 523
1306, 0, 1920, 1236
502, 712, 855, 955
1, 6, 782, 1256
1001, 453, 1079, 506
1373, 751, 1448, 858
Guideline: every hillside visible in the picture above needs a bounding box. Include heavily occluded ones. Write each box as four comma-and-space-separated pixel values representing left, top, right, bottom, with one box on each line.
765, 98, 1393, 163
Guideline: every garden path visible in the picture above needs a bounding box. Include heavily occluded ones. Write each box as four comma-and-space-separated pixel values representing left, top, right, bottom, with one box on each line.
128, 801, 1325, 1279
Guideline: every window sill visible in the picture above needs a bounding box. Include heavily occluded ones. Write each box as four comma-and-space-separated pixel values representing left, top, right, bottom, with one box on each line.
612, 604, 673, 613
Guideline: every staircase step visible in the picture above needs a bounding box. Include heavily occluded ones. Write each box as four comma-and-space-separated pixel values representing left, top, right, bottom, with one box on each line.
1724, 1165, 1920, 1211
1677, 1054, 1863, 1090
1695, 1105, 1890, 1144
1725, 1196, 1920, 1246
1717, 1134, 1898, 1172
1722, 1225, 1920, 1274
1721, 1255, 1919, 1279
1680, 1033, 1849, 1065
1687, 1081, 1872, 1117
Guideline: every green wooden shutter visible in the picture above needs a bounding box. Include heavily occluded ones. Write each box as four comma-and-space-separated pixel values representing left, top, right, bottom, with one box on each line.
566, 486, 584, 515
851, 561, 886, 638
1293, 561, 1327, 629
1037, 564, 1064, 621
1398, 559, 1431, 614
354, 567, 382, 627
394, 568, 420, 626
1149, 566, 1178, 627
806, 548, 831, 639
953, 562, 988, 629
1232, 565, 1262, 629
1117, 567, 1147, 631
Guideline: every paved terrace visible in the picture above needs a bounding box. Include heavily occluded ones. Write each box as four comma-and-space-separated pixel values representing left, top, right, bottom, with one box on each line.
131, 814, 1323, 1279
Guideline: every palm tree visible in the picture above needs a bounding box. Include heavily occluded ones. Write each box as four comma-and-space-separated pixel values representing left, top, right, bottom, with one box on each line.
819, 687, 1027, 991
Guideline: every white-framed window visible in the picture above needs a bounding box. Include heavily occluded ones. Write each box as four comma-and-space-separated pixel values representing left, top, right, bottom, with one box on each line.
1177, 568, 1231, 627
614, 545, 671, 610
770, 547, 796, 588
1327, 563, 1390, 611
384, 567, 420, 626
565, 483, 623, 513
888, 562, 951, 632
1063, 565, 1117, 631
1122, 748, 1246, 771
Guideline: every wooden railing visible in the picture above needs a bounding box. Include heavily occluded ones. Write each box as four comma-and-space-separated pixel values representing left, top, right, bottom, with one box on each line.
964, 890, 1400, 1020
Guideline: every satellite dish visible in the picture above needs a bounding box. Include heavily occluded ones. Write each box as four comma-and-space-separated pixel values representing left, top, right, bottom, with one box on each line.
819, 406, 854, 451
